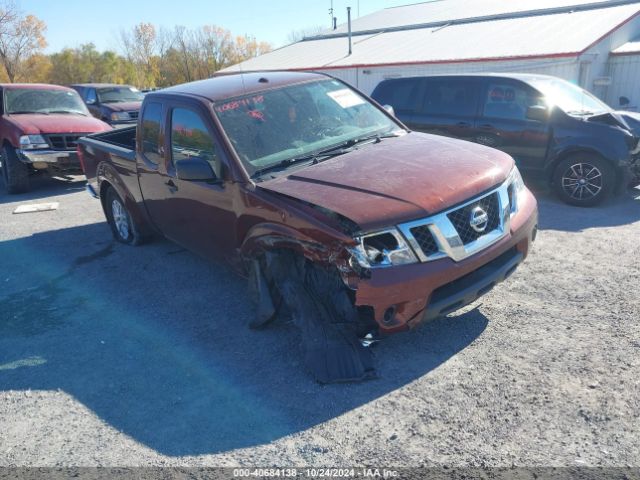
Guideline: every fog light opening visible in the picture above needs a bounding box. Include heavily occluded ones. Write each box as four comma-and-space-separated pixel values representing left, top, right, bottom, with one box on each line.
383, 306, 396, 325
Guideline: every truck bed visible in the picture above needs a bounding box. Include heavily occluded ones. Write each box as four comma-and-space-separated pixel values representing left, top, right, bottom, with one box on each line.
78, 126, 137, 193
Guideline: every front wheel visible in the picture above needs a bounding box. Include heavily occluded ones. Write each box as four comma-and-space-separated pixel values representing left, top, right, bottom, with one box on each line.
552, 154, 614, 207
1, 145, 29, 194
105, 188, 145, 245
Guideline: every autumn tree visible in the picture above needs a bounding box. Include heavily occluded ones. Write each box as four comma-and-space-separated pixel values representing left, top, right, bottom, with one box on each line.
0, 12, 46, 82
119, 22, 160, 87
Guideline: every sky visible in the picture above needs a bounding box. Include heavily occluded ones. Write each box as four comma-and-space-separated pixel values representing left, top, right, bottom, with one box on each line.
19, 0, 413, 53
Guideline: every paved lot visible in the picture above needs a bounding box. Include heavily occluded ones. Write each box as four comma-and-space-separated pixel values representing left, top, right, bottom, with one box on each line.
0, 174, 638, 467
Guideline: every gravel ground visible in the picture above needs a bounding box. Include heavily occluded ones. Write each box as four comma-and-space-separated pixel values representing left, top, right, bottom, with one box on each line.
0, 174, 638, 468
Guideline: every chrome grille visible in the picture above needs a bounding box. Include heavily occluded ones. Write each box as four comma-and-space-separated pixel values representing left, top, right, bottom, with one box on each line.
45, 134, 84, 151
409, 225, 439, 257
128, 111, 139, 119
398, 182, 511, 263
446, 192, 500, 245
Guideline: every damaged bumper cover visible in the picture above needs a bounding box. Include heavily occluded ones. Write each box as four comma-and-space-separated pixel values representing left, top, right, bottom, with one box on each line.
353, 189, 538, 333
18, 149, 81, 170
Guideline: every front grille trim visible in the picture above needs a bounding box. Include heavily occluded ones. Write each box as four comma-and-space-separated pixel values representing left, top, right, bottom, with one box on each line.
397, 181, 512, 263
44, 133, 89, 151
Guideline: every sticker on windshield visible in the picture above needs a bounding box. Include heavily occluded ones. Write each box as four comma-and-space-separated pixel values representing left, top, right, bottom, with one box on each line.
327, 89, 365, 108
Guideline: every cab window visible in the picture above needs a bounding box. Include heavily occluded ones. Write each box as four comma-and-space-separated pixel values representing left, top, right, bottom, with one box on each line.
483, 82, 543, 120
85, 88, 97, 104
421, 79, 479, 117
140, 102, 163, 164
373, 79, 421, 114
170, 107, 218, 173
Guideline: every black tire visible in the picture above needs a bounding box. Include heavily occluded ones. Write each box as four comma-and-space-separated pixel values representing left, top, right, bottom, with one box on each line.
105, 187, 144, 245
1, 145, 29, 194
552, 154, 615, 207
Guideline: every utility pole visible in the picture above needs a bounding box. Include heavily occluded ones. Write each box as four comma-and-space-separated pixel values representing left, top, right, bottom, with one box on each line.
329, 0, 335, 29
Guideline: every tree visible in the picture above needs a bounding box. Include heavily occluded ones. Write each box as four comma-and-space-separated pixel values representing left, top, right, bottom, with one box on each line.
119, 22, 159, 87
287, 25, 325, 44
0, 13, 46, 82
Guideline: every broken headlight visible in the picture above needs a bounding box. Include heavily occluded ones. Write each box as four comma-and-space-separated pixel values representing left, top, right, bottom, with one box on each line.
349, 228, 418, 268
19, 135, 48, 150
507, 166, 526, 214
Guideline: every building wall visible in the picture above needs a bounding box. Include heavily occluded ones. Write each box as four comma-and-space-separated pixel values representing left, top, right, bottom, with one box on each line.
579, 12, 640, 105
605, 53, 640, 109
310, 11, 640, 108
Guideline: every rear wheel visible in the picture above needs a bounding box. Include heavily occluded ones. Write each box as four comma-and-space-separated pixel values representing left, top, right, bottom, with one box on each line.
552, 154, 614, 207
105, 187, 144, 245
1, 145, 29, 194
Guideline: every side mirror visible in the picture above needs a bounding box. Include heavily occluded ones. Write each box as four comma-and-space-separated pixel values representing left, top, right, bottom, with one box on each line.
620, 96, 630, 107
383, 104, 395, 117
526, 105, 549, 122
175, 158, 217, 181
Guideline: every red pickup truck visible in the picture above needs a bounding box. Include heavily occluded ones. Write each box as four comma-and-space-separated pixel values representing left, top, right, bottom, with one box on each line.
0, 83, 111, 193
78, 72, 538, 383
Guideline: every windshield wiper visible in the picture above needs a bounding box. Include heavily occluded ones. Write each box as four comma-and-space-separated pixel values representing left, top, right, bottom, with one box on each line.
566, 110, 595, 116
252, 151, 342, 180
9, 110, 48, 115
251, 132, 402, 181
46, 110, 87, 116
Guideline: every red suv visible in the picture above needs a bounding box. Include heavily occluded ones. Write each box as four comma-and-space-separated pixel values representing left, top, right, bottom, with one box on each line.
0, 83, 111, 193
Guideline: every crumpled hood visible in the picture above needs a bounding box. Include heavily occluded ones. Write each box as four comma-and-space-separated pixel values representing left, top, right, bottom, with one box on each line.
7, 114, 111, 135
615, 110, 640, 136
102, 101, 142, 112
259, 132, 514, 232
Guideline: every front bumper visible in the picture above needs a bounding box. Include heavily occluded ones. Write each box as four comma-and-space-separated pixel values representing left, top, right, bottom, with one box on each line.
18, 149, 81, 170
354, 189, 538, 334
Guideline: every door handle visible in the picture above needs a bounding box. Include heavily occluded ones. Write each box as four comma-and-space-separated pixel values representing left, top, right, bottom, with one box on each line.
456, 122, 471, 128
165, 179, 178, 193
479, 124, 496, 130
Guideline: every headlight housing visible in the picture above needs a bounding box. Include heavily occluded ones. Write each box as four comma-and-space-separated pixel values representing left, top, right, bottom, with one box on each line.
349, 228, 418, 268
507, 166, 526, 214
19, 135, 48, 150
110, 111, 130, 121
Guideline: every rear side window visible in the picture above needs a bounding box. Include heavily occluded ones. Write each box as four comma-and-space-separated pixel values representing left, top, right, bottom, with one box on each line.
422, 79, 479, 117
141, 102, 162, 164
372, 79, 420, 114
170, 107, 218, 172
483, 82, 542, 120
85, 88, 97, 104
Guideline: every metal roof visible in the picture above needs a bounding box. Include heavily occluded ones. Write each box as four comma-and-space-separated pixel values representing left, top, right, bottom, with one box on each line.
221, 2, 640, 73
327, 0, 636, 36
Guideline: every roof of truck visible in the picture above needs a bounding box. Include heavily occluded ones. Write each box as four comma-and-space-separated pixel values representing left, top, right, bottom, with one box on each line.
0, 83, 75, 91
154, 71, 328, 103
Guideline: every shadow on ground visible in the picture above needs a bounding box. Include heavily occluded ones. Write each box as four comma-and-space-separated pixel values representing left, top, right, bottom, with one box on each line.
529, 183, 640, 232
0, 221, 488, 457
0, 174, 86, 205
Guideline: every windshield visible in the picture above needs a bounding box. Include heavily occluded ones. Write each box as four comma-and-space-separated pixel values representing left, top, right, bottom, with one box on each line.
213, 79, 402, 175
528, 77, 611, 115
4, 88, 89, 115
97, 86, 144, 103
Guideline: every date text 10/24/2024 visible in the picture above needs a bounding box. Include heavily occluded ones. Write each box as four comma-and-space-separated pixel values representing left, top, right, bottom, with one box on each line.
233, 468, 399, 478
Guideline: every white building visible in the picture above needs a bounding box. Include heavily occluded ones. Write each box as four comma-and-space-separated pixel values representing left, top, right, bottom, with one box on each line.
220, 0, 640, 109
